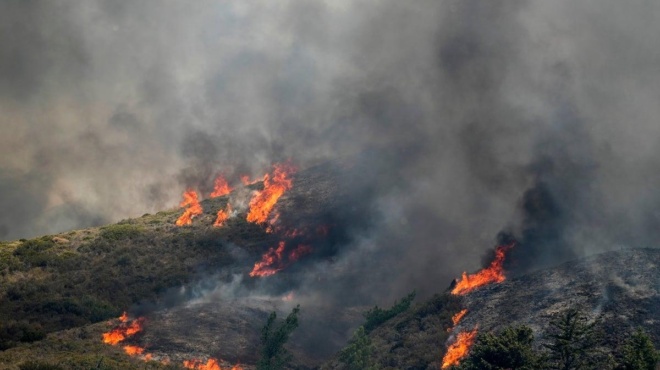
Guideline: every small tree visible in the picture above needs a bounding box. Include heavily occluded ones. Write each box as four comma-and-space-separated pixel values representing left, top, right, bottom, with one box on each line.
363, 291, 416, 332
619, 329, 659, 370
457, 325, 547, 370
258, 305, 300, 370
339, 326, 377, 370
544, 308, 603, 370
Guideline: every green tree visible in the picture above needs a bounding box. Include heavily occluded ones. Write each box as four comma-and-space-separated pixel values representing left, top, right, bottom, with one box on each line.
258, 305, 300, 370
619, 329, 659, 370
544, 308, 603, 370
457, 325, 547, 370
339, 326, 377, 370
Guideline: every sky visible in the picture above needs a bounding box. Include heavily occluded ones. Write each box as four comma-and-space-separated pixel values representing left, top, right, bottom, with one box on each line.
1, 1, 660, 299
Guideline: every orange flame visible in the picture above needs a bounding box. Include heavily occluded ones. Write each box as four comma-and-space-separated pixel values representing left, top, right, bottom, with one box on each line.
246, 163, 296, 224
249, 241, 286, 277
102, 314, 144, 345
210, 176, 232, 198
183, 358, 243, 370
176, 190, 203, 226
451, 244, 513, 295
123, 345, 145, 356
214, 204, 232, 227
441, 327, 478, 369
452, 309, 468, 326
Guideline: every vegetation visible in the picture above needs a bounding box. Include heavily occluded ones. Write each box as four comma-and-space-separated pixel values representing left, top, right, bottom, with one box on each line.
456, 326, 546, 370
258, 305, 301, 370
0, 200, 253, 352
544, 308, 605, 370
363, 291, 416, 332
619, 329, 659, 370
339, 326, 376, 370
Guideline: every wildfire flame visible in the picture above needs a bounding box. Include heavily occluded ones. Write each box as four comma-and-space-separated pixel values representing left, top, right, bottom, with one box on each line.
246, 163, 296, 224
102, 313, 144, 345
250, 241, 286, 277
249, 242, 312, 277
213, 204, 232, 227
451, 244, 513, 295
176, 190, 203, 226
452, 309, 468, 326
183, 358, 243, 370
441, 327, 478, 369
124, 345, 145, 356
210, 176, 232, 198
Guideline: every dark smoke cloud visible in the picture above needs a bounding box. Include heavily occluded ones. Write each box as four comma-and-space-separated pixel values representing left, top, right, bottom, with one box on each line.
1, 0, 659, 315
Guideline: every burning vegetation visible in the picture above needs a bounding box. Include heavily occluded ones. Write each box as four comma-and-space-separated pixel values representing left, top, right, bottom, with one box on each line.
441, 327, 479, 369
246, 163, 296, 225
451, 243, 514, 296
176, 190, 203, 226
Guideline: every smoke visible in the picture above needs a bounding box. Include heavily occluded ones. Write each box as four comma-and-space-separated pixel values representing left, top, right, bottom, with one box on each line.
2, 0, 660, 325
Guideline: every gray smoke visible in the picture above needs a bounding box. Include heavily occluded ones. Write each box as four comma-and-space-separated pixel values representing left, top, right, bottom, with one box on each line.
1, 0, 660, 308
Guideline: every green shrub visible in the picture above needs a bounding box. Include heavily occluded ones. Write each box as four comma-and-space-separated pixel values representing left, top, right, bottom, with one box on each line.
363, 291, 416, 332
18, 362, 64, 370
619, 329, 659, 370
99, 224, 142, 241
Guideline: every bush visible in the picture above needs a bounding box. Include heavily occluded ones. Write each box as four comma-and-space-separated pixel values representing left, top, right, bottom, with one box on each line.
99, 224, 143, 241
18, 362, 64, 370
619, 329, 659, 370
363, 291, 416, 332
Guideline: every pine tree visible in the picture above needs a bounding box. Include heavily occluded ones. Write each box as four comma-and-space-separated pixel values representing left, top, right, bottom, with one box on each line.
544, 308, 603, 370
257, 305, 300, 370
339, 326, 377, 370
457, 325, 547, 370
619, 329, 659, 370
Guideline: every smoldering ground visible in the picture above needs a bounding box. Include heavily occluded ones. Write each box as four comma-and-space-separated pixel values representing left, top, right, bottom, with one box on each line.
2, 0, 660, 320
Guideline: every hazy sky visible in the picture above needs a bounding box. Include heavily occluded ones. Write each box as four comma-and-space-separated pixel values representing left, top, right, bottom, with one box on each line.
1, 1, 659, 299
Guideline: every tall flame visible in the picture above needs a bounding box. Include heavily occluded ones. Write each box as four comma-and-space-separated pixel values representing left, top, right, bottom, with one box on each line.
441, 327, 478, 369
451, 244, 513, 295
246, 163, 296, 224
214, 204, 232, 227
210, 176, 232, 198
176, 190, 203, 226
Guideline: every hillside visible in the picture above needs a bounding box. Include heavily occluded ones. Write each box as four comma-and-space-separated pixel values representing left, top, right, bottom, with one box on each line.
0, 160, 374, 369
321, 248, 660, 369
0, 159, 658, 369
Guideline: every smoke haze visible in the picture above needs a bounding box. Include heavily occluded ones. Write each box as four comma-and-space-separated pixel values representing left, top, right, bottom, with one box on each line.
1, 0, 660, 304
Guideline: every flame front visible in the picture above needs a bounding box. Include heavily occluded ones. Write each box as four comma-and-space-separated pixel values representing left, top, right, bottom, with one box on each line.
176, 190, 203, 226
210, 176, 232, 198
441, 327, 478, 369
246, 163, 296, 224
451, 244, 513, 295
214, 204, 232, 227
183, 358, 243, 370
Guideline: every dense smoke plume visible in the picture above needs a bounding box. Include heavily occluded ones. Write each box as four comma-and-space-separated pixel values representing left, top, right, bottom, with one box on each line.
2, 0, 660, 308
